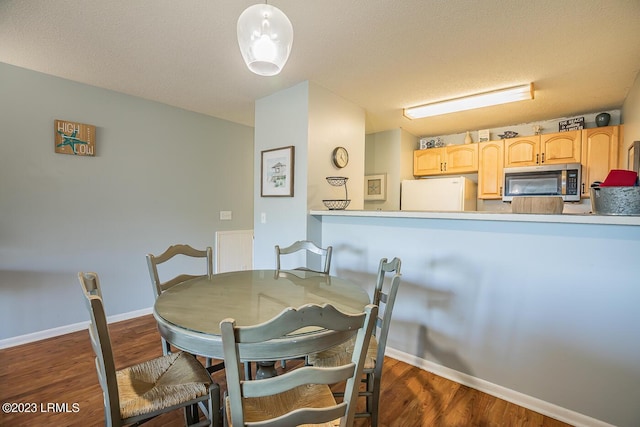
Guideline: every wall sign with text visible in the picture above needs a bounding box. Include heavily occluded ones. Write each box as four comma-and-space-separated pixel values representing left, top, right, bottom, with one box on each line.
558, 117, 584, 132
54, 119, 96, 156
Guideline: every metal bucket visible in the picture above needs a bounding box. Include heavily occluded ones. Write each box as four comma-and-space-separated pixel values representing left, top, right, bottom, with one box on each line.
590, 187, 640, 215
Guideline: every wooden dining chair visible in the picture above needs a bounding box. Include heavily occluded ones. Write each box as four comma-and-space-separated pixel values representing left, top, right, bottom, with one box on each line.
78, 272, 219, 427
308, 257, 402, 427
220, 303, 378, 427
146, 244, 220, 369
275, 240, 333, 274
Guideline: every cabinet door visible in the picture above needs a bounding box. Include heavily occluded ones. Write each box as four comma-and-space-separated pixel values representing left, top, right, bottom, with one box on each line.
581, 126, 619, 197
478, 140, 504, 199
504, 136, 540, 167
445, 144, 478, 173
414, 148, 444, 176
541, 130, 581, 164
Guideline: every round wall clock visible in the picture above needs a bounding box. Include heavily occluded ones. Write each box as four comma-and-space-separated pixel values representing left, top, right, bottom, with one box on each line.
332, 146, 349, 168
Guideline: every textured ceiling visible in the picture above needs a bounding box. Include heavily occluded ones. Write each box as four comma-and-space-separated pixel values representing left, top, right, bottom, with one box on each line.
1, 0, 639, 137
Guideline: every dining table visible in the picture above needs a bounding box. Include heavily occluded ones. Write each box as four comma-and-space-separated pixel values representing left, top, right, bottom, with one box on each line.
153, 269, 372, 377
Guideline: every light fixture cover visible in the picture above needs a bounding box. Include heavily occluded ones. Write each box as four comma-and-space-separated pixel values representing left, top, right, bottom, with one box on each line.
237, 3, 293, 76
404, 83, 534, 119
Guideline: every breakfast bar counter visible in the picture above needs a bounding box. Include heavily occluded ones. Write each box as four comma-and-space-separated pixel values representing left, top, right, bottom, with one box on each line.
309, 208, 640, 427
310, 209, 640, 226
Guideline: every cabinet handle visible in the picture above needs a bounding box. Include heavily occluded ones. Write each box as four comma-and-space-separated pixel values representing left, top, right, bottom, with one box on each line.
536, 153, 539, 164
443, 162, 447, 171
541, 153, 545, 163
581, 182, 585, 194
500, 186, 502, 196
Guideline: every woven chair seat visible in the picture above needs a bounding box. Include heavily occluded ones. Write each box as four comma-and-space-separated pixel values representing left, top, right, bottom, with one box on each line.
117, 351, 212, 419
225, 384, 340, 427
308, 336, 378, 370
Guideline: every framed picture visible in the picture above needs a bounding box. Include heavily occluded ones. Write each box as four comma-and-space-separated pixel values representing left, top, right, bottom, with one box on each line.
364, 174, 386, 201
628, 141, 640, 174
261, 146, 294, 197
478, 129, 490, 142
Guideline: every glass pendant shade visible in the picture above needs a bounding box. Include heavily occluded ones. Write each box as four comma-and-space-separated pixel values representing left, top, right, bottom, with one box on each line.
237, 4, 293, 76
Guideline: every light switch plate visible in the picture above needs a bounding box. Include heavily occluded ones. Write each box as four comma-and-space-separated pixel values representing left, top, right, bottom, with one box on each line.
220, 211, 232, 220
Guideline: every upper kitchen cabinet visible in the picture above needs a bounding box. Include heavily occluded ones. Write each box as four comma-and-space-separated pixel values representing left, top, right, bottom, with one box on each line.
580, 125, 620, 197
414, 147, 444, 175
414, 144, 478, 176
504, 130, 581, 167
503, 135, 539, 167
541, 131, 582, 164
478, 140, 504, 199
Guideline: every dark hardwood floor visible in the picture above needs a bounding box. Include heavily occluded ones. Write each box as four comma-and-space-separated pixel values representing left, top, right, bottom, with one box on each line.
0, 314, 572, 427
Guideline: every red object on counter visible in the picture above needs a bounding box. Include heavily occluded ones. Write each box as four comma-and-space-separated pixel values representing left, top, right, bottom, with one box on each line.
599, 169, 639, 187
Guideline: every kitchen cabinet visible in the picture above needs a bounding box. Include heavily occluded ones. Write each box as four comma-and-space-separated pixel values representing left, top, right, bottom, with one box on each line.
503, 135, 539, 167
478, 140, 504, 199
414, 147, 443, 175
541, 131, 582, 164
504, 130, 581, 167
580, 125, 619, 197
414, 144, 478, 176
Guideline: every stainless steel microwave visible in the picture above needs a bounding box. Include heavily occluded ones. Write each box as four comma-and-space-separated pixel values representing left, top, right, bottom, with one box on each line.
502, 163, 581, 202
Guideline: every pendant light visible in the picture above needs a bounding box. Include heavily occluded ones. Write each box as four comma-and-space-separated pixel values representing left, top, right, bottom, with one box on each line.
237, 2, 293, 76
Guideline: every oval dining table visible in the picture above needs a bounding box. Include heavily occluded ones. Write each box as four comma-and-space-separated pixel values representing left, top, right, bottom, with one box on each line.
153, 269, 371, 374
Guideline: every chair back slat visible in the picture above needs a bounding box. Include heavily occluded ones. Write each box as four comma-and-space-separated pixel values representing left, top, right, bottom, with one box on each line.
237, 303, 364, 342
258, 404, 348, 427
243, 364, 355, 397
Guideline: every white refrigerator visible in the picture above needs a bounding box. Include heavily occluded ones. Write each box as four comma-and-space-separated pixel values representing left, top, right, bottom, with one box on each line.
400, 177, 477, 211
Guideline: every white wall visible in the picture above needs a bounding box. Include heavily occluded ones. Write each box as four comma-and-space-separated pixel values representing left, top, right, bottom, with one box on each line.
0, 63, 254, 340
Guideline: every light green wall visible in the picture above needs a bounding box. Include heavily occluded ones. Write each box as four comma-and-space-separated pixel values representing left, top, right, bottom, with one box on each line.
318, 213, 640, 427
252, 82, 310, 270
0, 62, 254, 340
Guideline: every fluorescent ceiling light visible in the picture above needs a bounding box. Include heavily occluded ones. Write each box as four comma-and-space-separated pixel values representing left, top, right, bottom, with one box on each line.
404, 83, 534, 119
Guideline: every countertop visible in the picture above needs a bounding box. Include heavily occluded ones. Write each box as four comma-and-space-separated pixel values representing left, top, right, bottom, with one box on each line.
310, 209, 640, 226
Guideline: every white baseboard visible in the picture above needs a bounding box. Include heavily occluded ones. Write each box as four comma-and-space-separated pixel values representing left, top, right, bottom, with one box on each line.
0, 307, 153, 349
385, 347, 614, 427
